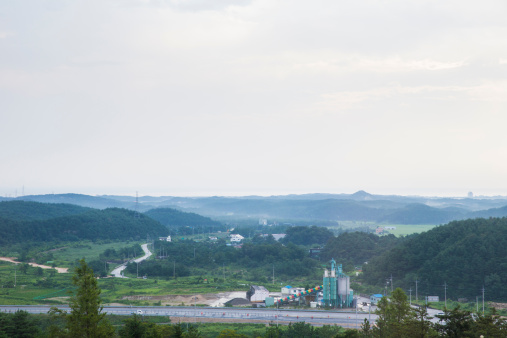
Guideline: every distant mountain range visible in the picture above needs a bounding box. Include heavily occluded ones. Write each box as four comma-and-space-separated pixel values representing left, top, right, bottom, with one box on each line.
3, 191, 507, 225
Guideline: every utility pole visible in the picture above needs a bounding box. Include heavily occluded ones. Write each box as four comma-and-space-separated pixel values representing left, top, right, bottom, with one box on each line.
482, 286, 485, 314
272, 265, 275, 285
477, 296, 479, 313
136, 262, 139, 278
408, 288, 412, 306
390, 274, 393, 292
355, 296, 358, 329
173, 261, 176, 279
415, 279, 419, 302
444, 282, 447, 309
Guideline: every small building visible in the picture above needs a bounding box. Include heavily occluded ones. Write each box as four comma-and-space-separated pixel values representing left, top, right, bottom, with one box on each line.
158, 236, 171, 242
309, 248, 323, 258
260, 233, 286, 241
209, 236, 218, 241
271, 234, 286, 241
384, 226, 396, 230
375, 227, 384, 234
281, 285, 305, 297
230, 234, 244, 243
247, 285, 270, 303
370, 294, 384, 305
426, 296, 439, 302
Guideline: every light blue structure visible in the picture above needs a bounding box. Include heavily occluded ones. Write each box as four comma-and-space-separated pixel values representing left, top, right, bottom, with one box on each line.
322, 259, 354, 308
370, 294, 383, 305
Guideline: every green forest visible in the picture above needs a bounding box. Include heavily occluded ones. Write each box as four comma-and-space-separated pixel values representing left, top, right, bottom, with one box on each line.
361, 217, 507, 300
0, 206, 167, 244
144, 207, 226, 235
126, 238, 320, 282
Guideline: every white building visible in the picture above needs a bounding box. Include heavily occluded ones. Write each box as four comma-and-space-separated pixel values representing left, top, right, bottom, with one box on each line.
230, 234, 244, 242
281, 285, 305, 296
158, 236, 171, 242
247, 285, 270, 302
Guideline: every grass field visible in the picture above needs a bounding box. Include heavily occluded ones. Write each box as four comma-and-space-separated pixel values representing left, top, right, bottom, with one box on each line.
50, 240, 143, 268
327, 222, 438, 237
381, 224, 439, 236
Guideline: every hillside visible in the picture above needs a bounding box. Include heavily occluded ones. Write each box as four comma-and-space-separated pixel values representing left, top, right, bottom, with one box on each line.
0, 200, 91, 221
378, 204, 467, 224
4, 192, 507, 225
18, 193, 139, 210
362, 217, 507, 300
0, 207, 167, 244
144, 207, 224, 229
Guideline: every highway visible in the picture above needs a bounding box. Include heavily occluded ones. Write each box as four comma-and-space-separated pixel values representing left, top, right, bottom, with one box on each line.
0, 305, 377, 327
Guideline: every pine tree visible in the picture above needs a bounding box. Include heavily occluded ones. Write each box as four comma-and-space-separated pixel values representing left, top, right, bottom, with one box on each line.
48, 259, 114, 337
66, 259, 114, 337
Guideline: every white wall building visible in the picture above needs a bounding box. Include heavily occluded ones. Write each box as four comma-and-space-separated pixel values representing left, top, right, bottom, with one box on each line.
247, 285, 270, 302
230, 234, 244, 242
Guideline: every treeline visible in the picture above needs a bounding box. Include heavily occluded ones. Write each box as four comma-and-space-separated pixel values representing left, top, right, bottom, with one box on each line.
281, 225, 334, 246
363, 288, 507, 337
322, 232, 403, 268
0, 200, 90, 221
362, 217, 507, 300
144, 207, 226, 235
0, 207, 167, 244
99, 244, 143, 262
126, 239, 319, 280
0, 311, 357, 338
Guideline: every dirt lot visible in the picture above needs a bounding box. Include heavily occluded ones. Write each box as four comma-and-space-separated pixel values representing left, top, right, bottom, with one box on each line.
121, 292, 247, 307
489, 302, 507, 311
0, 257, 68, 273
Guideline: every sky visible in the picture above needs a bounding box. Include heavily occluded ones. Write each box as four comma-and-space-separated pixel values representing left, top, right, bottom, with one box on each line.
1, 0, 507, 198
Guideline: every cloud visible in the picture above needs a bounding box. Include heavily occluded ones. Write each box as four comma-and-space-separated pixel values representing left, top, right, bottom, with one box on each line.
293, 57, 467, 74
319, 81, 507, 110
128, 0, 253, 11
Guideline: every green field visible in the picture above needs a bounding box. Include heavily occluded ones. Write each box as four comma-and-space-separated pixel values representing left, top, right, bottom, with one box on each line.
50, 240, 143, 268
327, 222, 438, 237
381, 224, 439, 236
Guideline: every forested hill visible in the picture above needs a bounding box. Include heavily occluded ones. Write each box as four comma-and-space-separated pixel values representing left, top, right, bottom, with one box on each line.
144, 207, 223, 229
4, 192, 507, 224
18, 193, 137, 210
362, 217, 507, 300
0, 200, 91, 221
0, 208, 167, 244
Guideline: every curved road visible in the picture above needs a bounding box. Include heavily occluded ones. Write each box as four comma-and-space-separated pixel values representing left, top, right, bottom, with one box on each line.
111, 243, 152, 278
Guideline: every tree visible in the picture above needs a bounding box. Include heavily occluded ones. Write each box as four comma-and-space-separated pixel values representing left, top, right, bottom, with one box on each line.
0, 310, 40, 338
433, 306, 474, 338
118, 314, 147, 337
373, 288, 436, 338
49, 259, 114, 337
66, 259, 114, 337
218, 329, 248, 337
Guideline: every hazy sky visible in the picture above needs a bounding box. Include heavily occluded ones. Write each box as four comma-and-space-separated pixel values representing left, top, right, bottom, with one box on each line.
2, 0, 507, 197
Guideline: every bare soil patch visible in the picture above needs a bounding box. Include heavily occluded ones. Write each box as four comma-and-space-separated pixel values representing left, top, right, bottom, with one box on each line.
0, 257, 68, 273
121, 292, 247, 307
